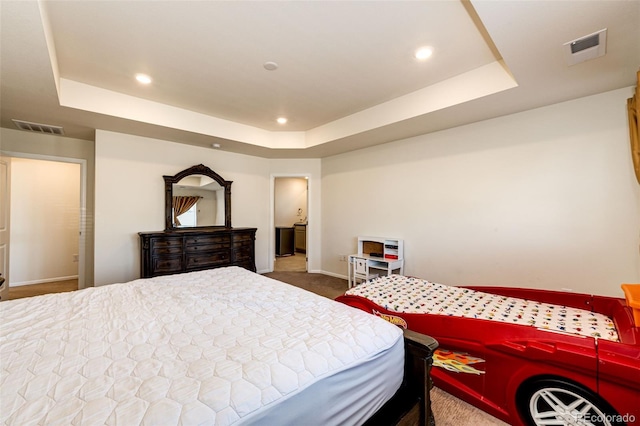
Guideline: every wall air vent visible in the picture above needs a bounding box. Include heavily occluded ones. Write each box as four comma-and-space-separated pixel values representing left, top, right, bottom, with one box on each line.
12, 119, 64, 135
563, 29, 607, 66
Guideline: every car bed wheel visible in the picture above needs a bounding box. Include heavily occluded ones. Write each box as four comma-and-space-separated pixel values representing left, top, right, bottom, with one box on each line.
517, 378, 624, 426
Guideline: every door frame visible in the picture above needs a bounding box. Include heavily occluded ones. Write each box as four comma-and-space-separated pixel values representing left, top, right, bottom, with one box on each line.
0, 155, 10, 301
270, 174, 310, 273
2, 151, 87, 290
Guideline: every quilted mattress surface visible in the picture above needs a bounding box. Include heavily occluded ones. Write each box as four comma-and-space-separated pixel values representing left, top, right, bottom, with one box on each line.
0, 267, 403, 425
346, 275, 619, 341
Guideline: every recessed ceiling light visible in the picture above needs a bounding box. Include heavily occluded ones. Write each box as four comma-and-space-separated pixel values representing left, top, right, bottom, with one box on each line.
264, 61, 279, 71
414, 47, 433, 61
135, 73, 152, 84
276, 117, 288, 124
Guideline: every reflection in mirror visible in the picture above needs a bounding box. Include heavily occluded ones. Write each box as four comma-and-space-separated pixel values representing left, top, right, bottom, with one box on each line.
164, 164, 232, 230
173, 175, 225, 227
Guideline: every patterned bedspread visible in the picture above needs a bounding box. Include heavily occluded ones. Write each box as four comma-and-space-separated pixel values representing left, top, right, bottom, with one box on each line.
346, 275, 619, 342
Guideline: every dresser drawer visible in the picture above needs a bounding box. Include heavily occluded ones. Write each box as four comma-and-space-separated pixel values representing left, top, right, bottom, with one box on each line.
185, 235, 231, 246
186, 241, 231, 252
232, 231, 254, 248
232, 239, 253, 249
152, 256, 182, 274
233, 245, 254, 261
151, 237, 183, 255
186, 251, 231, 268
231, 232, 254, 242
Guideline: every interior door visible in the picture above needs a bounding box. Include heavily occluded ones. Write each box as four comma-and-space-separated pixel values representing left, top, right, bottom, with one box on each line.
0, 155, 10, 301
273, 176, 308, 272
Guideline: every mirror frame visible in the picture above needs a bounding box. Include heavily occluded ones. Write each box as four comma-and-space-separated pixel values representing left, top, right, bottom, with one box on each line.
164, 164, 232, 230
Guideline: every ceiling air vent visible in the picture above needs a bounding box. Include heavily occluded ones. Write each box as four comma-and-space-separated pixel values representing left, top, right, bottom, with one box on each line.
563, 29, 607, 66
12, 119, 64, 135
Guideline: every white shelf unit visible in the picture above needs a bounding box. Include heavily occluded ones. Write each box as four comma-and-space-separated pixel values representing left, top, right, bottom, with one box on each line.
348, 236, 404, 288
358, 236, 404, 260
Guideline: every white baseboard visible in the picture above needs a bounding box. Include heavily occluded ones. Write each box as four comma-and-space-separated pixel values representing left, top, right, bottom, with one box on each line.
10, 275, 79, 287
315, 270, 349, 281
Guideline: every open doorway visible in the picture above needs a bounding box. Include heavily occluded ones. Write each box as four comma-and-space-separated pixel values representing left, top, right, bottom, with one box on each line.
273, 176, 308, 272
4, 155, 85, 299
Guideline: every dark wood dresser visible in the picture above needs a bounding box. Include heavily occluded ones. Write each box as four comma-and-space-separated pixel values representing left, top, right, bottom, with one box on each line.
139, 228, 257, 278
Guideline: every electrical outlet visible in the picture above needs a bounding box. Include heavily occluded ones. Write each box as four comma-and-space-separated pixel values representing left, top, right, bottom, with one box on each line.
72, 254, 79, 262
339, 255, 347, 262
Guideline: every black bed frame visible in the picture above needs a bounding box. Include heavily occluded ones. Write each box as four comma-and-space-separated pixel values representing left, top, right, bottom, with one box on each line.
364, 330, 439, 426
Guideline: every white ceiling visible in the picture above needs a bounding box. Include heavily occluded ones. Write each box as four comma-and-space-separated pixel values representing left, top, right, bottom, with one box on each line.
1, 1, 638, 158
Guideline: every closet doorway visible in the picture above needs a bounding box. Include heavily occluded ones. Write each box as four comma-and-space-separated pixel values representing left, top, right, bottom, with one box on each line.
3, 154, 86, 299
273, 176, 308, 272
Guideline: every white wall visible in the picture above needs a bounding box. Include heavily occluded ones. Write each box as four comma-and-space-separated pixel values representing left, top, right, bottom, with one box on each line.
94, 88, 639, 296
321, 87, 640, 297
94, 131, 322, 285
10, 158, 80, 285
275, 177, 307, 226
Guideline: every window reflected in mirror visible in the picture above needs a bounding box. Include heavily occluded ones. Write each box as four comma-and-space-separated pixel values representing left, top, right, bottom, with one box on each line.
164, 164, 232, 230
173, 175, 225, 227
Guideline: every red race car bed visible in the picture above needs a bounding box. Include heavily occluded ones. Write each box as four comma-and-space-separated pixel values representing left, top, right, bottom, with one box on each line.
336, 275, 640, 426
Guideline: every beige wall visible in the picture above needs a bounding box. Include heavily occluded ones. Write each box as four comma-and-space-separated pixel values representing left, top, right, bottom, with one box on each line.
10, 158, 80, 285
321, 87, 640, 297
94, 130, 322, 285
4, 87, 639, 298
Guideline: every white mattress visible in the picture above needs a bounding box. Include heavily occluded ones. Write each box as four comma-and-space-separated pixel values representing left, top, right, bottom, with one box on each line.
0, 266, 404, 425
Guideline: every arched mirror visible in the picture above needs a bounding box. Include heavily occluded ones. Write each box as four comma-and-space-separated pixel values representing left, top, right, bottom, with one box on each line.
164, 164, 232, 230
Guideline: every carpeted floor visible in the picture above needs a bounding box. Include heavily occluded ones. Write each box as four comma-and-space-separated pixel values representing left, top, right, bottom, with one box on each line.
262, 271, 508, 426
264, 270, 347, 299
274, 252, 307, 272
